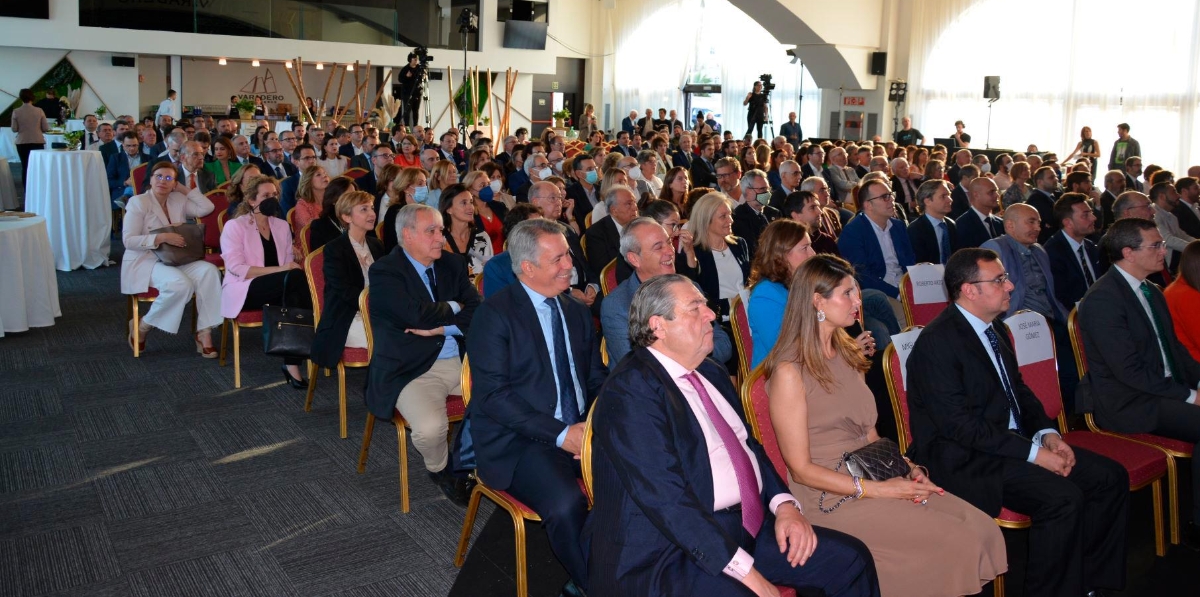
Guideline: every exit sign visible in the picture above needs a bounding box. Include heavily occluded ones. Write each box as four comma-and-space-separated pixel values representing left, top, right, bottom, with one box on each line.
843, 96, 865, 106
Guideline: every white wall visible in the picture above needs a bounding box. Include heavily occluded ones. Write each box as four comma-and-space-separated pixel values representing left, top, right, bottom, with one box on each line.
0, 47, 139, 118
138, 56, 168, 117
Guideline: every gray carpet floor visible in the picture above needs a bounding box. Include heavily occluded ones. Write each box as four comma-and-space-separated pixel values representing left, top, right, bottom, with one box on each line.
0, 253, 494, 596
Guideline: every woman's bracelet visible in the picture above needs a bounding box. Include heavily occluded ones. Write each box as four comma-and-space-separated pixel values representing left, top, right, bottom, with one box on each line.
852, 475, 865, 500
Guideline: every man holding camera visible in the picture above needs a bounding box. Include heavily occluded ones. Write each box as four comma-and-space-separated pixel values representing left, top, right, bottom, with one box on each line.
743, 79, 769, 140
398, 51, 425, 127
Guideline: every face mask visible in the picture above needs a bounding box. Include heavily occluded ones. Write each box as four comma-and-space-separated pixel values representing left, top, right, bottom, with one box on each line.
585, 170, 599, 185
627, 167, 643, 181
979, 163, 991, 173
757, 191, 772, 204
489, 180, 502, 193
479, 186, 494, 203
256, 198, 281, 217
551, 160, 564, 172
536, 167, 553, 180
412, 185, 428, 204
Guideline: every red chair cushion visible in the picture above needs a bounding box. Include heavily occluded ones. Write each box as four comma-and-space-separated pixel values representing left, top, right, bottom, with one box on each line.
135, 288, 160, 299
342, 347, 369, 363
203, 253, 224, 269
1116, 433, 1194, 457
1062, 431, 1166, 487
997, 507, 1030, 524
446, 394, 466, 419
778, 587, 797, 597
235, 310, 263, 324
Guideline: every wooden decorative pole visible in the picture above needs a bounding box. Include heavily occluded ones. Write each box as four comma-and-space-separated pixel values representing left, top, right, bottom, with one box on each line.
446, 65, 456, 132
367, 69, 396, 122
331, 62, 348, 123
319, 64, 339, 121
352, 61, 361, 124
487, 68, 494, 137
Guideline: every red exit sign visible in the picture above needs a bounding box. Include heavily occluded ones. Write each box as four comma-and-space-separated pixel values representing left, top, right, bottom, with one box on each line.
843, 96, 866, 106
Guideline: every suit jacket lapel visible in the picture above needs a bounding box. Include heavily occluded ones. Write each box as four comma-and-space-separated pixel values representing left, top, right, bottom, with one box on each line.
634, 348, 716, 509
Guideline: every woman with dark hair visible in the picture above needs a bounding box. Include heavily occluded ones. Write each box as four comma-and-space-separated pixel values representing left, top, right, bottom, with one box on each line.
657, 166, 691, 216
439, 182, 493, 275
393, 134, 421, 168
462, 170, 508, 250
1166, 239, 1200, 361
317, 135, 349, 177
226, 95, 240, 118
11, 89, 48, 191
763, 254, 1005, 597
310, 190, 383, 368
307, 176, 359, 254
204, 136, 242, 185
251, 126, 268, 156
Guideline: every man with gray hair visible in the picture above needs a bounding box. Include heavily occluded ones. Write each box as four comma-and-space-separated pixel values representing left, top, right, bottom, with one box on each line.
584, 183, 640, 279
365, 203, 480, 506
142, 129, 188, 189
232, 134, 264, 168
732, 169, 781, 255
890, 157, 920, 218
467, 218, 608, 596
175, 141, 216, 193
515, 151, 551, 203
587, 273, 879, 597
601, 218, 732, 364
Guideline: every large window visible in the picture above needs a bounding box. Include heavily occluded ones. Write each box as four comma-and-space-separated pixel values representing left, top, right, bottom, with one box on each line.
908, 0, 1200, 173
78, 0, 481, 52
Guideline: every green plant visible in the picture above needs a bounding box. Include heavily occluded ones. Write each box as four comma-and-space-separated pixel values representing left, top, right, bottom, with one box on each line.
552, 107, 571, 121
234, 97, 256, 114
95, 105, 107, 118
62, 131, 84, 149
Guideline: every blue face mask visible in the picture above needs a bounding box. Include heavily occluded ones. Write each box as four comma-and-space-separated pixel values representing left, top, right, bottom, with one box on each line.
479, 186, 494, 203
412, 185, 428, 204
585, 170, 599, 185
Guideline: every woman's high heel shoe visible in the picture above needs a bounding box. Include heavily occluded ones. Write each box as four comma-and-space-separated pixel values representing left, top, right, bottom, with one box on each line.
195, 333, 218, 359
281, 365, 306, 389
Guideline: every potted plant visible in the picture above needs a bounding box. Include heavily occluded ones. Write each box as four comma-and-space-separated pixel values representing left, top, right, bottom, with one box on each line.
552, 107, 570, 129
235, 97, 256, 120
95, 105, 108, 119
62, 131, 84, 151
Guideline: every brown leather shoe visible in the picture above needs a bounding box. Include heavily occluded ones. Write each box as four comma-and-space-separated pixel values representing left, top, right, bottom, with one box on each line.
195, 333, 218, 359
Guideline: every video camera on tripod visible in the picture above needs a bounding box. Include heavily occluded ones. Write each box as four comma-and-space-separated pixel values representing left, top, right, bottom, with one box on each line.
758, 73, 776, 99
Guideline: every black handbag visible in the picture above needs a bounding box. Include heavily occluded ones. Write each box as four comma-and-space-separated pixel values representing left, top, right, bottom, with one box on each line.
262, 272, 315, 358
818, 438, 911, 513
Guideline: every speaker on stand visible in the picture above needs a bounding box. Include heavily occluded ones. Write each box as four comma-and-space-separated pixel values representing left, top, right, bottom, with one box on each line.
888, 81, 908, 140
983, 76, 1000, 149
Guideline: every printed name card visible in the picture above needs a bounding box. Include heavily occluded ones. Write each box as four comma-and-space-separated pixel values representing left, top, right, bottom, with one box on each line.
1004, 311, 1055, 366
907, 263, 947, 305
891, 327, 923, 389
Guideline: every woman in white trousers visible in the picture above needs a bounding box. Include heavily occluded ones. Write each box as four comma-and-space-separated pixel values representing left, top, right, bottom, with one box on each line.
121, 161, 223, 356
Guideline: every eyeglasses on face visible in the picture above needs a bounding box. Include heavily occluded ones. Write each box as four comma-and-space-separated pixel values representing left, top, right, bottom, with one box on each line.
1132, 241, 1167, 251
865, 191, 896, 203
968, 273, 1010, 286
154, 174, 175, 182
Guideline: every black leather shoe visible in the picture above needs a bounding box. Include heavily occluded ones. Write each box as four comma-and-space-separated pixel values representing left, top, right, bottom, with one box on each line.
561, 579, 587, 597
430, 469, 472, 507
281, 365, 306, 390
1085, 590, 1109, 597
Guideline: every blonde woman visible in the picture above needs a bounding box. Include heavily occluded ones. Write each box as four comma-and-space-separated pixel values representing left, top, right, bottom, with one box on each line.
224, 163, 261, 216
291, 165, 330, 258
310, 190, 384, 367
426, 159, 458, 208
381, 167, 427, 252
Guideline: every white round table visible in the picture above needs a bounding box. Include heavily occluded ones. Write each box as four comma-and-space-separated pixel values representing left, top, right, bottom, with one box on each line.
24, 150, 112, 271
0, 157, 17, 210
0, 216, 61, 337
0, 128, 68, 162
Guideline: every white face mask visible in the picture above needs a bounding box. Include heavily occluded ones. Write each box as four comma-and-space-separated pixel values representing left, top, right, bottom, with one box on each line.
536, 167, 553, 179
979, 163, 991, 173
489, 179, 502, 193
627, 167, 643, 181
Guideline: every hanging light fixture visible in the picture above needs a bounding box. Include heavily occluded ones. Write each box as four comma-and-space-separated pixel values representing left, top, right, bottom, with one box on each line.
218, 58, 227, 65
252, 60, 260, 67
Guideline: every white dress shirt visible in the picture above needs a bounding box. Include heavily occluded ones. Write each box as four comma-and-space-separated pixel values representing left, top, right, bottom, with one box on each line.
867, 217, 904, 288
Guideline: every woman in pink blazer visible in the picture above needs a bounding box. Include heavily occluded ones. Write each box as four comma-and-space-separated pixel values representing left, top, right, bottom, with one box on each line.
220, 174, 312, 388
121, 160, 222, 356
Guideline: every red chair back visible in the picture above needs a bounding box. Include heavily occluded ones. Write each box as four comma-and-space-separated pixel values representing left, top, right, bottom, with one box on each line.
600, 258, 618, 295
730, 295, 753, 380
131, 163, 149, 195
740, 368, 789, 482
1004, 310, 1065, 430
900, 269, 948, 327
201, 191, 228, 251
344, 167, 369, 180
882, 327, 924, 453
1067, 307, 1087, 376
305, 246, 327, 321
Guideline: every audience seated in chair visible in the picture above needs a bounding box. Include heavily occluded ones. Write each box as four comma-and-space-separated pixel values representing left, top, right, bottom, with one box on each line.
466, 218, 608, 597
731, 169, 781, 257
365, 203, 480, 505
481, 203, 544, 298
906, 179, 959, 265
678, 192, 751, 371
280, 144, 318, 215
107, 131, 145, 209
907, 248, 1129, 597
837, 180, 915, 324
1165, 240, 1200, 362
1045, 193, 1107, 309
587, 273, 880, 597
307, 176, 360, 257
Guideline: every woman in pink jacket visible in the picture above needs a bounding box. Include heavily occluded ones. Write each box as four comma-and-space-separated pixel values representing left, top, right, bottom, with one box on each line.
220, 174, 312, 388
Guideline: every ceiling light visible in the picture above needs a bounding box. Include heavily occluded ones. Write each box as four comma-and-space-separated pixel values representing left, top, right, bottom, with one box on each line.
346, 64, 354, 71
252, 60, 260, 67
316, 63, 324, 70
285, 61, 293, 69
218, 58, 227, 65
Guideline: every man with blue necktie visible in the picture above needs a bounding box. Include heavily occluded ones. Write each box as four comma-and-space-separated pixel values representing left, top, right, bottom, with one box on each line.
907, 179, 960, 264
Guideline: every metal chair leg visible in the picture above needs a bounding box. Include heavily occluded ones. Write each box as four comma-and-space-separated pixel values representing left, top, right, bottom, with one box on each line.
992, 573, 1004, 597
1153, 478, 1166, 557
233, 323, 242, 388
337, 361, 348, 439
454, 485, 485, 566
397, 423, 410, 513
304, 361, 318, 411
130, 297, 141, 358
357, 414, 376, 474
218, 319, 228, 366
512, 515, 530, 597
1167, 457, 1180, 544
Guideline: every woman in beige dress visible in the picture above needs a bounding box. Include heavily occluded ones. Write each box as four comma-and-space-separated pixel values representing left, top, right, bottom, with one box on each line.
763, 254, 1006, 597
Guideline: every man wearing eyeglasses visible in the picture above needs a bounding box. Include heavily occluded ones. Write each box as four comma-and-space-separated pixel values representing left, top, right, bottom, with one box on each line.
279, 131, 298, 165
357, 144, 393, 203
280, 144, 318, 216
731, 169, 780, 257
908, 247, 1129, 597
261, 140, 298, 181
837, 180, 915, 316
1078, 217, 1200, 549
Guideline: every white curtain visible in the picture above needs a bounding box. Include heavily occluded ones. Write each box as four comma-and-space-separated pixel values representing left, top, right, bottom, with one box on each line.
907, 0, 1200, 174
605, 0, 701, 130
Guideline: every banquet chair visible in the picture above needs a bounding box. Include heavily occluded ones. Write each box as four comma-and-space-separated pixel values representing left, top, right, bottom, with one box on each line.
303, 247, 369, 438
199, 190, 228, 271
1068, 307, 1190, 545
453, 356, 586, 597
374, 218, 385, 240
127, 288, 197, 357
729, 295, 753, 380
131, 163, 149, 195
1005, 310, 1167, 556
217, 210, 229, 234
299, 223, 313, 257
579, 235, 588, 261
218, 308, 263, 388
599, 258, 618, 296
881, 327, 1014, 597
583, 212, 592, 230
899, 267, 948, 327
473, 273, 483, 295
344, 167, 369, 181
356, 289, 465, 512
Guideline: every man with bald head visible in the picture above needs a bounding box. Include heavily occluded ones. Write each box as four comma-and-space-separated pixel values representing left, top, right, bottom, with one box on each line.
769, 159, 802, 210
419, 147, 440, 172
957, 176, 1005, 249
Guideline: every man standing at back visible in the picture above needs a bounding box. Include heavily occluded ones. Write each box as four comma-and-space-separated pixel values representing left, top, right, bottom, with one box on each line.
1077, 217, 1200, 546
467, 219, 608, 597
1107, 123, 1141, 172
156, 89, 180, 123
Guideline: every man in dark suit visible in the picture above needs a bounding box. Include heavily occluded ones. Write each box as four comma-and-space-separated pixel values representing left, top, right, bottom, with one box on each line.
527, 182, 598, 304
100, 121, 128, 166
730, 170, 780, 256
566, 156, 601, 225
260, 139, 299, 181
366, 204, 480, 505
671, 132, 695, 170
800, 144, 823, 180
359, 144, 396, 209
610, 131, 636, 157
948, 164, 977, 219
584, 185, 639, 279
467, 218, 608, 596
907, 179, 959, 264
281, 144, 318, 215
1174, 177, 1200, 238
621, 110, 637, 135
106, 132, 144, 208
1122, 156, 1144, 194
837, 180, 916, 300
1026, 166, 1061, 244
908, 248, 1129, 597
142, 133, 187, 190
1045, 193, 1105, 310
338, 123, 366, 159
587, 274, 879, 597
945, 149, 972, 187
689, 137, 719, 189
956, 177, 1005, 249
232, 134, 267, 170
349, 135, 375, 172
1099, 170, 1125, 233
768, 160, 802, 211
1077, 218, 1200, 546
175, 142, 217, 194
890, 158, 921, 217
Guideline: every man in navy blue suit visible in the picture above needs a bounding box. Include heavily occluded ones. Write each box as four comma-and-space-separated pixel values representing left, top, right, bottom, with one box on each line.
280, 144, 317, 216
466, 218, 608, 596
907, 179, 959, 265
956, 177, 1005, 249
837, 180, 916, 301
586, 274, 879, 597
106, 132, 144, 208
1045, 193, 1106, 309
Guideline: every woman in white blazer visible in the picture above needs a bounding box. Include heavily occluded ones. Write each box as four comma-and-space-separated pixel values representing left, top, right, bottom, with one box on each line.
122, 160, 222, 356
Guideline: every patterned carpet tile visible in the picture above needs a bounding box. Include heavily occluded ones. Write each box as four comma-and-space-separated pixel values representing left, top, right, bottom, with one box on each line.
106, 501, 263, 572
0, 385, 63, 425
0, 523, 122, 596
0, 345, 51, 374
0, 443, 88, 495
72, 401, 180, 442
189, 412, 308, 460
0, 483, 104, 537
390, 499, 488, 568
0, 417, 77, 453
80, 429, 206, 474
209, 437, 344, 496
266, 520, 434, 596
124, 549, 294, 597
92, 460, 228, 521
237, 477, 380, 543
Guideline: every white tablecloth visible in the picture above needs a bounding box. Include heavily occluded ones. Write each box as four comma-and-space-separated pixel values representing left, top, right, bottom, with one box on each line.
0, 128, 68, 163
24, 150, 111, 271
0, 216, 61, 337
274, 121, 295, 134
0, 157, 16, 210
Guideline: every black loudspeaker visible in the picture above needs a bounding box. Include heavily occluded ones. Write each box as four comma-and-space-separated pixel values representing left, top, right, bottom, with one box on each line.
869, 52, 887, 76
512, 0, 534, 21
111, 56, 136, 68
984, 76, 1000, 99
